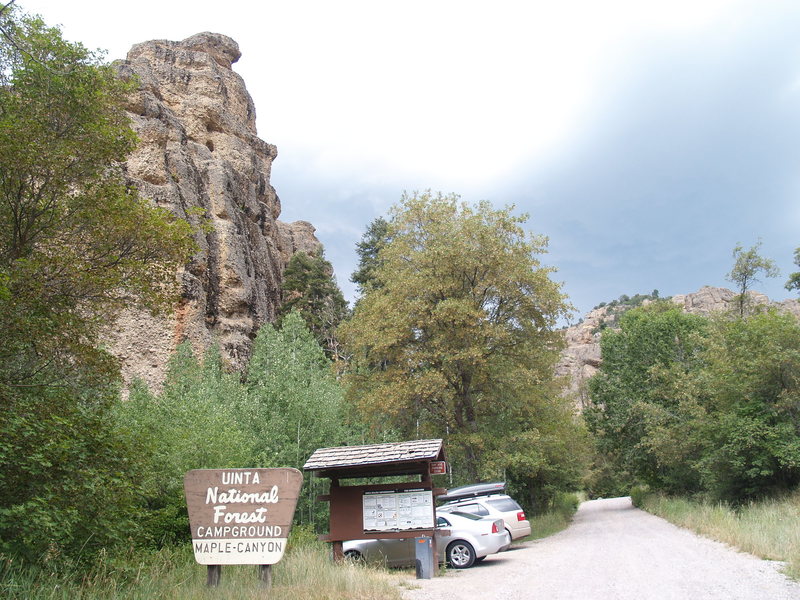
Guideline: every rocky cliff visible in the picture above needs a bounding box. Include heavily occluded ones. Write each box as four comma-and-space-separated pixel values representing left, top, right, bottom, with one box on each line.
107, 33, 320, 390
557, 286, 800, 406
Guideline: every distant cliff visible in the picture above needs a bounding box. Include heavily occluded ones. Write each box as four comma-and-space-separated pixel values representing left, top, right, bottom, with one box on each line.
557, 286, 800, 406
107, 33, 320, 390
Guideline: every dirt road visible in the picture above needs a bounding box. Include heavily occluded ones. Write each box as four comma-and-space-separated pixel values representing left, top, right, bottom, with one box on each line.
401, 497, 800, 600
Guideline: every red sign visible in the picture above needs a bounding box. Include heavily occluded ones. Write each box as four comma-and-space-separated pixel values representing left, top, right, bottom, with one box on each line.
429, 461, 448, 475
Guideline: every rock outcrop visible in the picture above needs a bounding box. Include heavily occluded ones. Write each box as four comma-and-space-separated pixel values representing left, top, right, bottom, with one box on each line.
107, 33, 320, 391
557, 286, 800, 406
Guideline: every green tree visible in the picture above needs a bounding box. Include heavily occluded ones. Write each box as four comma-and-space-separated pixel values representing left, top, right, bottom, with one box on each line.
118, 344, 253, 547
692, 311, 800, 500
785, 247, 800, 294
242, 311, 351, 526
585, 302, 708, 494
279, 249, 348, 360
350, 216, 390, 296
0, 6, 194, 566
340, 191, 582, 497
726, 241, 779, 317
586, 302, 800, 503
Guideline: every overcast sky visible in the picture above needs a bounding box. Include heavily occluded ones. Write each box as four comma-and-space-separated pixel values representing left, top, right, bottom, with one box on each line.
18, 0, 800, 320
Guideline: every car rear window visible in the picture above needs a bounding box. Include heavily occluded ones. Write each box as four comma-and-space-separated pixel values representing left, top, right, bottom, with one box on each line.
486, 498, 522, 512
453, 503, 489, 516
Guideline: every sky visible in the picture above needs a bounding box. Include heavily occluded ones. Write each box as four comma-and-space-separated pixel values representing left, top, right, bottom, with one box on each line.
16, 0, 800, 321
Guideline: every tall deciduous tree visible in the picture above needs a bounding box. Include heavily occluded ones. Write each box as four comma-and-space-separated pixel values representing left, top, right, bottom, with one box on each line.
0, 7, 194, 565
0, 6, 194, 389
585, 302, 708, 495
726, 241, 779, 317
340, 191, 583, 498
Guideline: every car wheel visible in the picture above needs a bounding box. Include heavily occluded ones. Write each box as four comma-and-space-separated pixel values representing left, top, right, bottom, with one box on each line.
446, 540, 476, 569
344, 549, 363, 562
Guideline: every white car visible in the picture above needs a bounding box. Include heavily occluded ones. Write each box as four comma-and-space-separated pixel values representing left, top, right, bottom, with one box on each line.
438, 482, 532, 541
343, 511, 510, 569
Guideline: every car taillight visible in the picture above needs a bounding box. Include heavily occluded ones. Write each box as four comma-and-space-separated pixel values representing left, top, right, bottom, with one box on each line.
492, 522, 499, 534
517, 511, 526, 521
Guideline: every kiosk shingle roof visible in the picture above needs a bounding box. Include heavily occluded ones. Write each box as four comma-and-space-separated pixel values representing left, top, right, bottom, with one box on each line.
303, 439, 444, 471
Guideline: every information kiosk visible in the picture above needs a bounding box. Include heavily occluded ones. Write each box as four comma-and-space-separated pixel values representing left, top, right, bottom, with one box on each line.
303, 439, 448, 570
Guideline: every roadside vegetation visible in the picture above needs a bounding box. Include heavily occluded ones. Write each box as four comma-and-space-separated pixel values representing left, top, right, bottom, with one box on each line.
634, 491, 800, 579
526, 492, 582, 540
0, 536, 405, 600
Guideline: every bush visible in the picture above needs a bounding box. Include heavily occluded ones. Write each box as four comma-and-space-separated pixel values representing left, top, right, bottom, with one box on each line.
630, 485, 649, 508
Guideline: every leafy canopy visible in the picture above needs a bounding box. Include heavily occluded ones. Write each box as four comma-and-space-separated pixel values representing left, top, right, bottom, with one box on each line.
0, 5, 194, 567
0, 6, 194, 390
340, 191, 585, 504
586, 302, 800, 502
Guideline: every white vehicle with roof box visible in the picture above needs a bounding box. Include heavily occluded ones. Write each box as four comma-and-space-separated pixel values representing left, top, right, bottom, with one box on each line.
437, 482, 532, 541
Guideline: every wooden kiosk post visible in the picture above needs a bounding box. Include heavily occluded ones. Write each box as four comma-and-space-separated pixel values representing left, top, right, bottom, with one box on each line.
303, 439, 448, 576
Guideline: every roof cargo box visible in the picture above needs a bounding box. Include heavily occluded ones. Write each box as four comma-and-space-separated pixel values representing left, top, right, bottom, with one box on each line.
437, 481, 506, 503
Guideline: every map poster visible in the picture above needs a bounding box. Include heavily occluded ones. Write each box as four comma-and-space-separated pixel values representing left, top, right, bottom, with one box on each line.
362, 489, 434, 532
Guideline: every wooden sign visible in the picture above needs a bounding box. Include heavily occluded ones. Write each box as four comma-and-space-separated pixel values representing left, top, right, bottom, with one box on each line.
429, 461, 448, 475
184, 468, 303, 565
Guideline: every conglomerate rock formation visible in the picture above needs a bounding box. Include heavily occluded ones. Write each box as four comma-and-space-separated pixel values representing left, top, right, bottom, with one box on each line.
557, 286, 800, 407
107, 33, 320, 391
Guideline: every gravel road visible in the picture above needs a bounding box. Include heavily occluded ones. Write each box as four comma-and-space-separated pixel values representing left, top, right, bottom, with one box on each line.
401, 497, 800, 600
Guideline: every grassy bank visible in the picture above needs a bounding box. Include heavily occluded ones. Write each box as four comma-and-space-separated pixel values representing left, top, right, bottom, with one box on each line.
639, 490, 800, 579
0, 543, 404, 600
525, 492, 582, 541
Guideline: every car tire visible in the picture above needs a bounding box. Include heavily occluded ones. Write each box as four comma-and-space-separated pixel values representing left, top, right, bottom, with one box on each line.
344, 549, 363, 562
446, 540, 476, 569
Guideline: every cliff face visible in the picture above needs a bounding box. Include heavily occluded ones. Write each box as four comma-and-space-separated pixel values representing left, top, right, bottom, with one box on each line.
108, 33, 320, 390
557, 286, 800, 406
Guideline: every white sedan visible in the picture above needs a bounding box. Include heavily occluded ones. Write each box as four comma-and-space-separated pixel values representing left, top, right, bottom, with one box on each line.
343, 511, 511, 569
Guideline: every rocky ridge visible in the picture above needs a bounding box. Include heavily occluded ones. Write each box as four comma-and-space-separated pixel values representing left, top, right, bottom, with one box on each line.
557, 286, 800, 406
107, 33, 320, 390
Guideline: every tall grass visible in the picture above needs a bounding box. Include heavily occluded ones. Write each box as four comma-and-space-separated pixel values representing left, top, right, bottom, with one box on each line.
640, 490, 800, 579
525, 492, 582, 540
0, 542, 403, 600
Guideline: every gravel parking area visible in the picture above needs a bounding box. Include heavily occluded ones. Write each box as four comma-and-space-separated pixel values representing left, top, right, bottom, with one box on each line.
400, 497, 800, 600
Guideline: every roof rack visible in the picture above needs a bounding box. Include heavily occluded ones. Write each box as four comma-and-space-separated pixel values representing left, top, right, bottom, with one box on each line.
436, 481, 506, 503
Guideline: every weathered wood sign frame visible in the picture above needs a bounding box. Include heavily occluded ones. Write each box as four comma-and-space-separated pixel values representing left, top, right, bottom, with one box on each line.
184, 468, 303, 587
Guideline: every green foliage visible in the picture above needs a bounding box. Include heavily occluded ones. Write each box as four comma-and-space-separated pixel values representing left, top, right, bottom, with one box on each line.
0, 377, 147, 567
585, 301, 708, 494
786, 247, 800, 294
350, 216, 390, 296
117, 344, 253, 547
242, 311, 351, 527
341, 191, 586, 501
587, 302, 800, 503
726, 241, 779, 317
0, 7, 194, 568
629, 485, 649, 508
117, 312, 351, 542
279, 249, 348, 360
692, 311, 800, 500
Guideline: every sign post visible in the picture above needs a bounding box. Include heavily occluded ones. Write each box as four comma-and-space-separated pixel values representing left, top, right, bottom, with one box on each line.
184, 468, 303, 588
